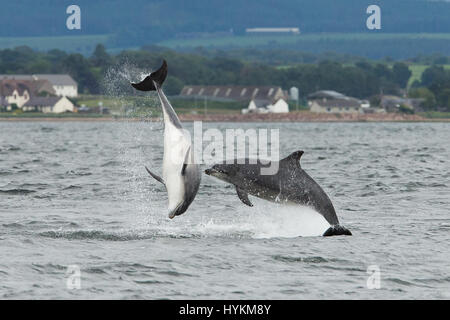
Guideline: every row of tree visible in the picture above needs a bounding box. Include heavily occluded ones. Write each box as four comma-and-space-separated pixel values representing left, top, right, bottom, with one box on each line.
108, 45, 413, 98
410, 66, 450, 111
0, 44, 448, 110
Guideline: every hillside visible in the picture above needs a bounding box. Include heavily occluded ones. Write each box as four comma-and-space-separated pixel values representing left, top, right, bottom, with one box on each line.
1, 1, 450, 52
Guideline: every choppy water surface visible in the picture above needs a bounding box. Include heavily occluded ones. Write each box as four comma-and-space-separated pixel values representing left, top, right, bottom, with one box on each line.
0, 121, 449, 299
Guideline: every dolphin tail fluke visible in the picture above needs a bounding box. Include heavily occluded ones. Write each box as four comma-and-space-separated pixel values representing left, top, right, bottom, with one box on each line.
323, 225, 352, 237
131, 60, 168, 91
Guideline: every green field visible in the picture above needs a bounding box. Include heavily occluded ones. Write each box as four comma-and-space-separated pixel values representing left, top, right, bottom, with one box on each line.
0, 34, 111, 54
408, 65, 429, 87
158, 33, 450, 49
2, 32, 450, 60
418, 111, 450, 119
408, 64, 450, 87
3, 33, 450, 53
0, 112, 106, 118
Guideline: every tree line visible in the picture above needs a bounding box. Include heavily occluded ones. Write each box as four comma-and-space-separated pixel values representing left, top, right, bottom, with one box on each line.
0, 44, 449, 110
410, 66, 450, 111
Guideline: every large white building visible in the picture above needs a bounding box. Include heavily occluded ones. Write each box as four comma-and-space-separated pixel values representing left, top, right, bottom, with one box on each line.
307, 90, 364, 114
0, 74, 78, 97
245, 28, 300, 35
179, 85, 288, 102
179, 85, 290, 114
242, 98, 289, 114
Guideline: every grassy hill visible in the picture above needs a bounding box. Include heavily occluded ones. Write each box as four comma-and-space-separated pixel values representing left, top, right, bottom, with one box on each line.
159, 33, 450, 59
2, 1, 450, 59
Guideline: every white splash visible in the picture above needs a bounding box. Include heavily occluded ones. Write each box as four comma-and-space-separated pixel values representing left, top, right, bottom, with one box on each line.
248, 202, 331, 238
139, 201, 331, 239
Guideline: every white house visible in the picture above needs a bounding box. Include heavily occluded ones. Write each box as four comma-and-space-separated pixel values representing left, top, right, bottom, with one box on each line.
5, 88, 30, 108
23, 96, 75, 113
0, 74, 78, 97
0, 79, 57, 108
267, 99, 289, 113
36, 74, 78, 97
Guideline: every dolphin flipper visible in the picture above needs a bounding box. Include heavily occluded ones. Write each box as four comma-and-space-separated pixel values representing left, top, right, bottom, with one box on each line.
145, 166, 165, 186
236, 186, 253, 207
181, 147, 192, 176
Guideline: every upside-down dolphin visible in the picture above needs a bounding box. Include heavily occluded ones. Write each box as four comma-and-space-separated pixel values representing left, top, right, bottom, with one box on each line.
131, 60, 201, 219
205, 150, 351, 236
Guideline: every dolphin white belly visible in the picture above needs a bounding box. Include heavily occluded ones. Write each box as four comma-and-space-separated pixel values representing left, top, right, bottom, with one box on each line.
161, 107, 191, 213
131, 60, 201, 219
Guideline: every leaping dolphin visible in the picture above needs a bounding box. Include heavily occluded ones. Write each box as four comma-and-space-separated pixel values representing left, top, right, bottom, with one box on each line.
205, 151, 351, 236
131, 60, 201, 219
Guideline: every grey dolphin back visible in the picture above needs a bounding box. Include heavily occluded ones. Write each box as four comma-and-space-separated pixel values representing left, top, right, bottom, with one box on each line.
181, 147, 192, 175
155, 86, 182, 129
248, 150, 342, 225
206, 150, 351, 236
276, 151, 351, 235
281, 150, 304, 167
178, 162, 201, 214
183, 147, 201, 202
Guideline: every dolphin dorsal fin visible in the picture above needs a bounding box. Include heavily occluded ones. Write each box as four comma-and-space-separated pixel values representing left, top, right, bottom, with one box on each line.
282, 150, 304, 167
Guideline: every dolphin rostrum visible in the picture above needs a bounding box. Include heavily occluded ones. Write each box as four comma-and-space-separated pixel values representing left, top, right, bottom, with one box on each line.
131, 60, 201, 219
205, 151, 351, 236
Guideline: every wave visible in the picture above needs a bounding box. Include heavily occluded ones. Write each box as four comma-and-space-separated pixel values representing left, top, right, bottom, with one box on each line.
37, 204, 331, 242
40, 126, 58, 132
39, 230, 157, 241
0, 189, 36, 195
62, 185, 83, 190
0, 145, 21, 152
272, 255, 328, 263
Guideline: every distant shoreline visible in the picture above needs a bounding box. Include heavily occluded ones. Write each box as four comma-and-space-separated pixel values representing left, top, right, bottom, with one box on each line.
1, 112, 450, 122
